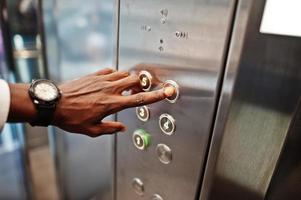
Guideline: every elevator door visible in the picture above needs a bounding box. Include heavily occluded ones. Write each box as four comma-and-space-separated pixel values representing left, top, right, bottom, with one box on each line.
116, 0, 236, 199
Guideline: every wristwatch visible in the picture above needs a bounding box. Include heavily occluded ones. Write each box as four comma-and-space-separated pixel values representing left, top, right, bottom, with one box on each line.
28, 79, 61, 126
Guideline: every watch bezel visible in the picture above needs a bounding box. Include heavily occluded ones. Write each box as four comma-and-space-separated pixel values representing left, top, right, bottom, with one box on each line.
29, 79, 61, 108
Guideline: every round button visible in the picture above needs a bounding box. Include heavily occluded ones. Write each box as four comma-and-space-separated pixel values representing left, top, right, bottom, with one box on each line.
132, 129, 151, 150
132, 178, 144, 196
159, 114, 176, 135
156, 144, 172, 164
136, 106, 150, 122
151, 194, 164, 200
139, 70, 153, 91
163, 80, 179, 103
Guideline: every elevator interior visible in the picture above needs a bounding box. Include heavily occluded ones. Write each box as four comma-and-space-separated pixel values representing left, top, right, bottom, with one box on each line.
1, 0, 301, 199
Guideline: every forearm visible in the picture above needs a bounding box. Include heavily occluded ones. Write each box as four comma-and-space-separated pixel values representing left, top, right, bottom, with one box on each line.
7, 83, 37, 123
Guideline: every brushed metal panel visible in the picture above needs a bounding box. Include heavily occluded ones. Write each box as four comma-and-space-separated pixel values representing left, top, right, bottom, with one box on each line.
201, 0, 301, 199
116, 1, 236, 199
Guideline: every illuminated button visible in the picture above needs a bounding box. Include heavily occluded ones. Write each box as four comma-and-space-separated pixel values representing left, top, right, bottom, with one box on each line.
132, 129, 151, 150
156, 144, 172, 164
132, 178, 144, 196
139, 70, 153, 91
159, 114, 176, 135
136, 106, 150, 122
152, 194, 164, 200
163, 80, 179, 103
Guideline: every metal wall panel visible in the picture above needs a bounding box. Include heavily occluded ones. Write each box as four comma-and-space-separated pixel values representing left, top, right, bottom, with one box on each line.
200, 0, 301, 199
116, 0, 236, 199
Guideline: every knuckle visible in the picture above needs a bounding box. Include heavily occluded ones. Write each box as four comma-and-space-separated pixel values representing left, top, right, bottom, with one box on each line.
129, 74, 139, 84
134, 93, 145, 105
88, 126, 100, 135
115, 71, 128, 77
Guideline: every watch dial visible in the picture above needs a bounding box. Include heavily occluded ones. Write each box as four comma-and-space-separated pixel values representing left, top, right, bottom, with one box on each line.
34, 82, 58, 101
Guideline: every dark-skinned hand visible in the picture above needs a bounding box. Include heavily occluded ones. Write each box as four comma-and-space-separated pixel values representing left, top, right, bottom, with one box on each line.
51, 68, 175, 137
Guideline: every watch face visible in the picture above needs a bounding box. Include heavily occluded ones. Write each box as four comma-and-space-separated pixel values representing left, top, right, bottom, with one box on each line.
34, 81, 59, 101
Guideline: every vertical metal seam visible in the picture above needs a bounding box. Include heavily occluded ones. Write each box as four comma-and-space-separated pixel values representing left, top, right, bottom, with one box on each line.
37, 0, 49, 78
113, 0, 121, 199
196, 0, 240, 199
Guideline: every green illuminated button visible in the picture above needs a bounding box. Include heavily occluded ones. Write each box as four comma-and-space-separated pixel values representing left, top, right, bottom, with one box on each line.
132, 129, 151, 150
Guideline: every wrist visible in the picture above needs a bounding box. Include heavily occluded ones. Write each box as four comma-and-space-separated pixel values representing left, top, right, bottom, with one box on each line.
8, 83, 37, 123
52, 82, 71, 127
51, 88, 64, 126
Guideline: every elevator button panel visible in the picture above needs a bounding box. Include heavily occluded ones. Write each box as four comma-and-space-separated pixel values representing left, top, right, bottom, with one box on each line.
156, 144, 172, 164
164, 80, 180, 103
117, 0, 236, 199
136, 106, 150, 122
159, 114, 176, 135
132, 129, 151, 150
132, 178, 144, 196
139, 70, 153, 91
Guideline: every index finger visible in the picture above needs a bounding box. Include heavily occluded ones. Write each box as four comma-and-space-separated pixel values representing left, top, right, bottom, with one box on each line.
120, 86, 175, 108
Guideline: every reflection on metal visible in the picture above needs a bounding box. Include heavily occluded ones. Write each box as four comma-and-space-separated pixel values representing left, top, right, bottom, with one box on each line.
13, 49, 40, 59
201, 0, 301, 199
131, 178, 144, 196
116, 0, 236, 199
6, 0, 47, 82
156, 144, 172, 164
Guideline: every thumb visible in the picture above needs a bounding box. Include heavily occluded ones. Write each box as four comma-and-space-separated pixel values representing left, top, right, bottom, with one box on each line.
96, 121, 126, 135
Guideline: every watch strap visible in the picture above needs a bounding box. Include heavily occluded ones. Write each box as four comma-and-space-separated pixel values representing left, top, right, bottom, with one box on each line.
30, 106, 55, 127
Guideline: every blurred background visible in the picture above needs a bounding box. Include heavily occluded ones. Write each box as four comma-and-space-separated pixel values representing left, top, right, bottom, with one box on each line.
0, 0, 116, 199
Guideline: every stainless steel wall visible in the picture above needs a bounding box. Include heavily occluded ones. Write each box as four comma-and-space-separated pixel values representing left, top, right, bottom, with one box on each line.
200, 0, 301, 199
116, 0, 236, 199
42, 0, 301, 199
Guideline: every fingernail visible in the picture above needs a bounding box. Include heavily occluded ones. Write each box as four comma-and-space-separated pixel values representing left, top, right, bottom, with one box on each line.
164, 86, 175, 97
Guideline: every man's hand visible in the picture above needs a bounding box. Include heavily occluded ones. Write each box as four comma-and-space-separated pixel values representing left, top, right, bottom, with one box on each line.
52, 68, 175, 137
